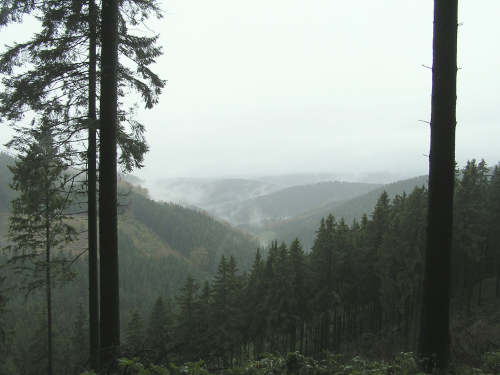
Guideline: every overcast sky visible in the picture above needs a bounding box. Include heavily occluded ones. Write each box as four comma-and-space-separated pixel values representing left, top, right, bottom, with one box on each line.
2, 1, 500, 183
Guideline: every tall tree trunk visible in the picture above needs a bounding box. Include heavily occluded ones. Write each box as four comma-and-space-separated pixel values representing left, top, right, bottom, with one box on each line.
99, 0, 120, 366
88, 0, 100, 369
289, 322, 296, 352
46, 210, 53, 375
299, 318, 305, 353
419, 0, 458, 371
496, 262, 500, 297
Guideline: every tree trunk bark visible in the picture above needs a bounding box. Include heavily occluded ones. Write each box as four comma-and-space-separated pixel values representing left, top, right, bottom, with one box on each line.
419, 0, 458, 371
88, 0, 100, 369
46, 209, 53, 375
496, 262, 500, 298
99, 0, 120, 366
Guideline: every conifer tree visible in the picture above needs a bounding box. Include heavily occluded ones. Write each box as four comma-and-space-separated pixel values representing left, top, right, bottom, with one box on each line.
147, 296, 171, 363
453, 160, 489, 311
197, 281, 213, 361
99, 0, 120, 365
87, 0, 99, 368
0, 2, 164, 368
488, 165, 500, 297
6, 122, 77, 375
0, 275, 6, 358
175, 276, 200, 361
419, 0, 458, 370
71, 303, 89, 373
211, 255, 231, 364
245, 249, 266, 356
125, 310, 145, 357
288, 239, 307, 352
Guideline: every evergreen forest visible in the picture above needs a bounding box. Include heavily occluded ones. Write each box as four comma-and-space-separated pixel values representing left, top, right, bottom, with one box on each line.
1, 156, 500, 374
0, 0, 499, 374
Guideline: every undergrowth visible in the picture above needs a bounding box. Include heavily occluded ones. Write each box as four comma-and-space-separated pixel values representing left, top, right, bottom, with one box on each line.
80, 351, 500, 375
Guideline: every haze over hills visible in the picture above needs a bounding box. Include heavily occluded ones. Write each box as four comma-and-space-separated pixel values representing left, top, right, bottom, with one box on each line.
1, 150, 428, 268
120, 162, 430, 252
0, 153, 259, 298
147, 175, 382, 225
211, 180, 381, 225
242, 175, 429, 249
149, 177, 279, 210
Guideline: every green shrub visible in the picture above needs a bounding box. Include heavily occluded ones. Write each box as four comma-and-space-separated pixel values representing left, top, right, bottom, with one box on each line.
78, 351, 500, 375
482, 351, 500, 373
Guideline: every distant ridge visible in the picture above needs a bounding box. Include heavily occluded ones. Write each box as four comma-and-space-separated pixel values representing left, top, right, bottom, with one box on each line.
0, 154, 259, 299
213, 180, 381, 224
244, 175, 428, 249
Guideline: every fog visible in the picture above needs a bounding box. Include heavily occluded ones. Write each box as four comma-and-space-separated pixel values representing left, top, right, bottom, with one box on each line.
1, 1, 499, 185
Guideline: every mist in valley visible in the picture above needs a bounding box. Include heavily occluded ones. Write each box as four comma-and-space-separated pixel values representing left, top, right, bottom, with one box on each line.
0, 1, 499, 374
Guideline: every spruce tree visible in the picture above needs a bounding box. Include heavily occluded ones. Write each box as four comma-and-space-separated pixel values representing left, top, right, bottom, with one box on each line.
488, 165, 500, 297
71, 303, 89, 373
0, 2, 164, 368
288, 239, 307, 352
419, 0, 458, 370
196, 281, 213, 361
147, 296, 171, 363
245, 249, 266, 356
6, 122, 77, 375
0, 274, 6, 358
453, 160, 489, 311
125, 310, 145, 357
87, 0, 99, 368
99, 0, 120, 365
175, 276, 200, 361
211, 255, 231, 363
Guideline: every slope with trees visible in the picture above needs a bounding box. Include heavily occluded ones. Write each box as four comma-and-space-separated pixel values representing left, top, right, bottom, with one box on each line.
139, 161, 498, 367
246, 175, 428, 249
6, 124, 77, 375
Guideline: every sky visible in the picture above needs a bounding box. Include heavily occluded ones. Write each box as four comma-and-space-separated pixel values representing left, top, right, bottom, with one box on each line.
2, 1, 500, 184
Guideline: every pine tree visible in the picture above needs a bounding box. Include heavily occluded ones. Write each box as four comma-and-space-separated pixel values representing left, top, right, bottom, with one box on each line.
87, 0, 99, 368
245, 249, 266, 356
488, 165, 500, 297
310, 216, 336, 351
196, 281, 213, 361
175, 276, 200, 361
419, 0, 458, 370
99, 0, 120, 366
288, 239, 307, 352
211, 255, 231, 364
0, 274, 7, 358
6, 122, 77, 375
0, 2, 164, 369
226, 255, 244, 364
0, 1, 164, 164
147, 296, 171, 363
453, 160, 489, 311
125, 310, 145, 357
71, 303, 89, 373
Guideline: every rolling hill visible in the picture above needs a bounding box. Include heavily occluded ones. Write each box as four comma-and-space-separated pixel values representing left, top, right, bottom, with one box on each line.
212, 180, 381, 224
0, 152, 259, 301
244, 175, 428, 249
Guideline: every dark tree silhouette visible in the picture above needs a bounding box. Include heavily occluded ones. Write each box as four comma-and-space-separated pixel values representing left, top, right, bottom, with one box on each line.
7, 124, 77, 375
88, 0, 99, 369
99, 0, 120, 366
419, 0, 458, 371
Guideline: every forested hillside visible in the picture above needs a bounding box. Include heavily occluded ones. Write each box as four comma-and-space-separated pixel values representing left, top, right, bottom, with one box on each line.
0, 152, 258, 273
152, 178, 278, 210
126, 192, 258, 272
212, 180, 380, 225
112, 160, 498, 370
0, 152, 261, 374
246, 175, 428, 249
